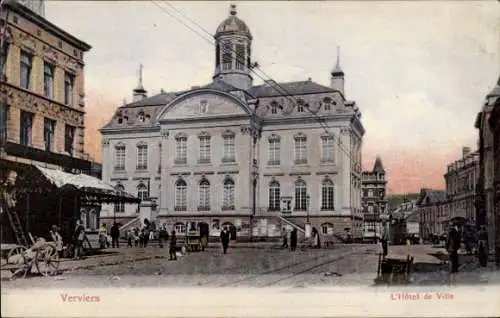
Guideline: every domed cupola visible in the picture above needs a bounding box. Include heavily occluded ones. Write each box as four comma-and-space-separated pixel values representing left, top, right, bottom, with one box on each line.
213, 4, 253, 90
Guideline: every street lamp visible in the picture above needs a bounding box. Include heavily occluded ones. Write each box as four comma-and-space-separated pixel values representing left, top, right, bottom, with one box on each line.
306, 194, 310, 223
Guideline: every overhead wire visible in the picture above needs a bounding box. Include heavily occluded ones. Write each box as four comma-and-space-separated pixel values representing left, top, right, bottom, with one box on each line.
151, 0, 361, 171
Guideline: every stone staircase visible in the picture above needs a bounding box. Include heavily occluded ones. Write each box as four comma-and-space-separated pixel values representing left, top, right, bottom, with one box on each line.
119, 217, 141, 237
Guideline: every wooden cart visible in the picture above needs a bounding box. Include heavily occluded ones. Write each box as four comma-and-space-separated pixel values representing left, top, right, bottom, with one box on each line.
1, 240, 60, 279
375, 253, 414, 285
186, 230, 204, 252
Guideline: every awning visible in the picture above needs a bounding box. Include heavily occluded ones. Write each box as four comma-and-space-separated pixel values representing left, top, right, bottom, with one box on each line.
33, 166, 140, 204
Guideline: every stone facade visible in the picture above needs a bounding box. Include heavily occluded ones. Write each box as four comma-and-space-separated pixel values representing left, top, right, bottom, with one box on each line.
361, 156, 387, 241
444, 147, 479, 225
1, 0, 91, 163
416, 188, 448, 240
489, 83, 500, 264
99, 5, 365, 240
475, 77, 500, 257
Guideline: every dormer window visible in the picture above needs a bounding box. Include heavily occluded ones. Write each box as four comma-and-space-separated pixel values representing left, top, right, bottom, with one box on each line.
200, 100, 208, 113
296, 99, 305, 113
270, 101, 279, 114
138, 112, 146, 122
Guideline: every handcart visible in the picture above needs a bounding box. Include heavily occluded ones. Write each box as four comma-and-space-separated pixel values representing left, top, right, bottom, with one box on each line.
375, 253, 414, 285
0, 239, 61, 279
186, 230, 204, 252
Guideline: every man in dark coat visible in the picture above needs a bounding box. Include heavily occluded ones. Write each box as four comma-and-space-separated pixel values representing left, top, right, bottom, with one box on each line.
290, 229, 298, 251
447, 223, 461, 275
169, 230, 177, 260
110, 223, 120, 248
220, 228, 230, 254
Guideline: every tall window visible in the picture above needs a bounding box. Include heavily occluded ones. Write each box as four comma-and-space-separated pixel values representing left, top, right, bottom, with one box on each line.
268, 181, 280, 211
222, 135, 235, 162
136, 144, 148, 170
43, 62, 54, 98
294, 179, 307, 211
294, 134, 307, 164
215, 43, 220, 67
321, 136, 334, 162
64, 72, 74, 106
223, 178, 235, 209
199, 136, 211, 163
175, 179, 187, 211
20, 51, 32, 89
64, 124, 75, 155
270, 101, 279, 114
0, 43, 9, 80
137, 183, 148, 201
268, 138, 280, 165
114, 144, 126, 171
175, 136, 187, 164
43, 118, 55, 151
198, 179, 210, 210
222, 41, 232, 70
321, 179, 335, 210
19, 110, 33, 146
235, 44, 245, 70
114, 184, 125, 213
0, 104, 8, 145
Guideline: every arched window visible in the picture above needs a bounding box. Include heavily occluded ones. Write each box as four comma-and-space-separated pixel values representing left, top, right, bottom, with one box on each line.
294, 179, 307, 211
114, 184, 125, 213
175, 179, 187, 211
174, 222, 186, 234
198, 179, 210, 210
268, 181, 280, 211
321, 222, 334, 235
321, 179, 335, 210
137, 183, 148, 201
223, 178, 235, 210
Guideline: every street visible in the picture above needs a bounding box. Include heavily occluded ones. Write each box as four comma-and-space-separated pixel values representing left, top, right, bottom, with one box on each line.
2, 243, 499, 289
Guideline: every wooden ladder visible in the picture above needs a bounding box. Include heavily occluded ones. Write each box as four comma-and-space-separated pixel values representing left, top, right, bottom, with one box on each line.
1, 192, 29, 246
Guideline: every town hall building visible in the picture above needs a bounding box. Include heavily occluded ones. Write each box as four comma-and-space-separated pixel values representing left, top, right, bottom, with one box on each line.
100, 5, 365, 240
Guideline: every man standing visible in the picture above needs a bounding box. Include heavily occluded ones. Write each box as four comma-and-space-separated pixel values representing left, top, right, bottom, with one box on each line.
220, 227, 230, 254
73, 220, 85, 260
110, 223, 120, 248
169, 230, 177, 260
290, 228, 298, 252
447, 223, 461, 279
380, 221, 389, 257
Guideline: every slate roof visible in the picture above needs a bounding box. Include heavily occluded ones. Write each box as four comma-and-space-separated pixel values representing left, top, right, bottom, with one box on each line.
215, 5, 252, 38
248, 80, 336, 98
416, 189, 446, 206
373, 156, 385, 172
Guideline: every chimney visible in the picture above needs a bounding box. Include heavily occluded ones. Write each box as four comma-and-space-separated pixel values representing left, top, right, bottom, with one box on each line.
462, 146, 471, 158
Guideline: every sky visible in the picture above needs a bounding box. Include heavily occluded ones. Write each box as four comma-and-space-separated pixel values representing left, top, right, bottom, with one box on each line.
44, 1, 499, 194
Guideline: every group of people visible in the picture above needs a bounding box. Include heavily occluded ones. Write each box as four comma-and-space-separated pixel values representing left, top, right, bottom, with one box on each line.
281, 227, 322, 251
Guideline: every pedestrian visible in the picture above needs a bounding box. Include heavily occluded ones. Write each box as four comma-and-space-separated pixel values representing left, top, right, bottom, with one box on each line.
447, 222, 461, 280
127, 229, 133, 248
220, 227, 230, 254
380, 221, 389, 258
169, 230, 177, 260
134, 228, 140, 247
110, 223, 120, 248
99, 223, 108, 249
158, 224, 168, 248
478, 225, 488, 267
312, 227, 321, 248
73, 220, 85, 260
50, 225, 63, 259
290, 228, 298, 251
139, 228, 145, 247
281, 228, 289, 249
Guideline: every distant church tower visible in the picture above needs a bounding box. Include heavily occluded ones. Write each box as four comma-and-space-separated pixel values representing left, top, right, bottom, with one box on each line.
213, 4, 253, 90
330, 46, 345, 95
17, 0, 45, 17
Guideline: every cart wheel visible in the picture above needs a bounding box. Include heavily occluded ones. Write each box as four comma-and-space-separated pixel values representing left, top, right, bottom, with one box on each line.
35, 244, 60, 277
7, 246, 28, 273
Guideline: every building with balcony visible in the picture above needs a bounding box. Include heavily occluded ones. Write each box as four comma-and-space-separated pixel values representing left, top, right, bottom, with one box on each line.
361, 156, 387, 242
99, 4, 365, 240
444, 147, 479, 225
